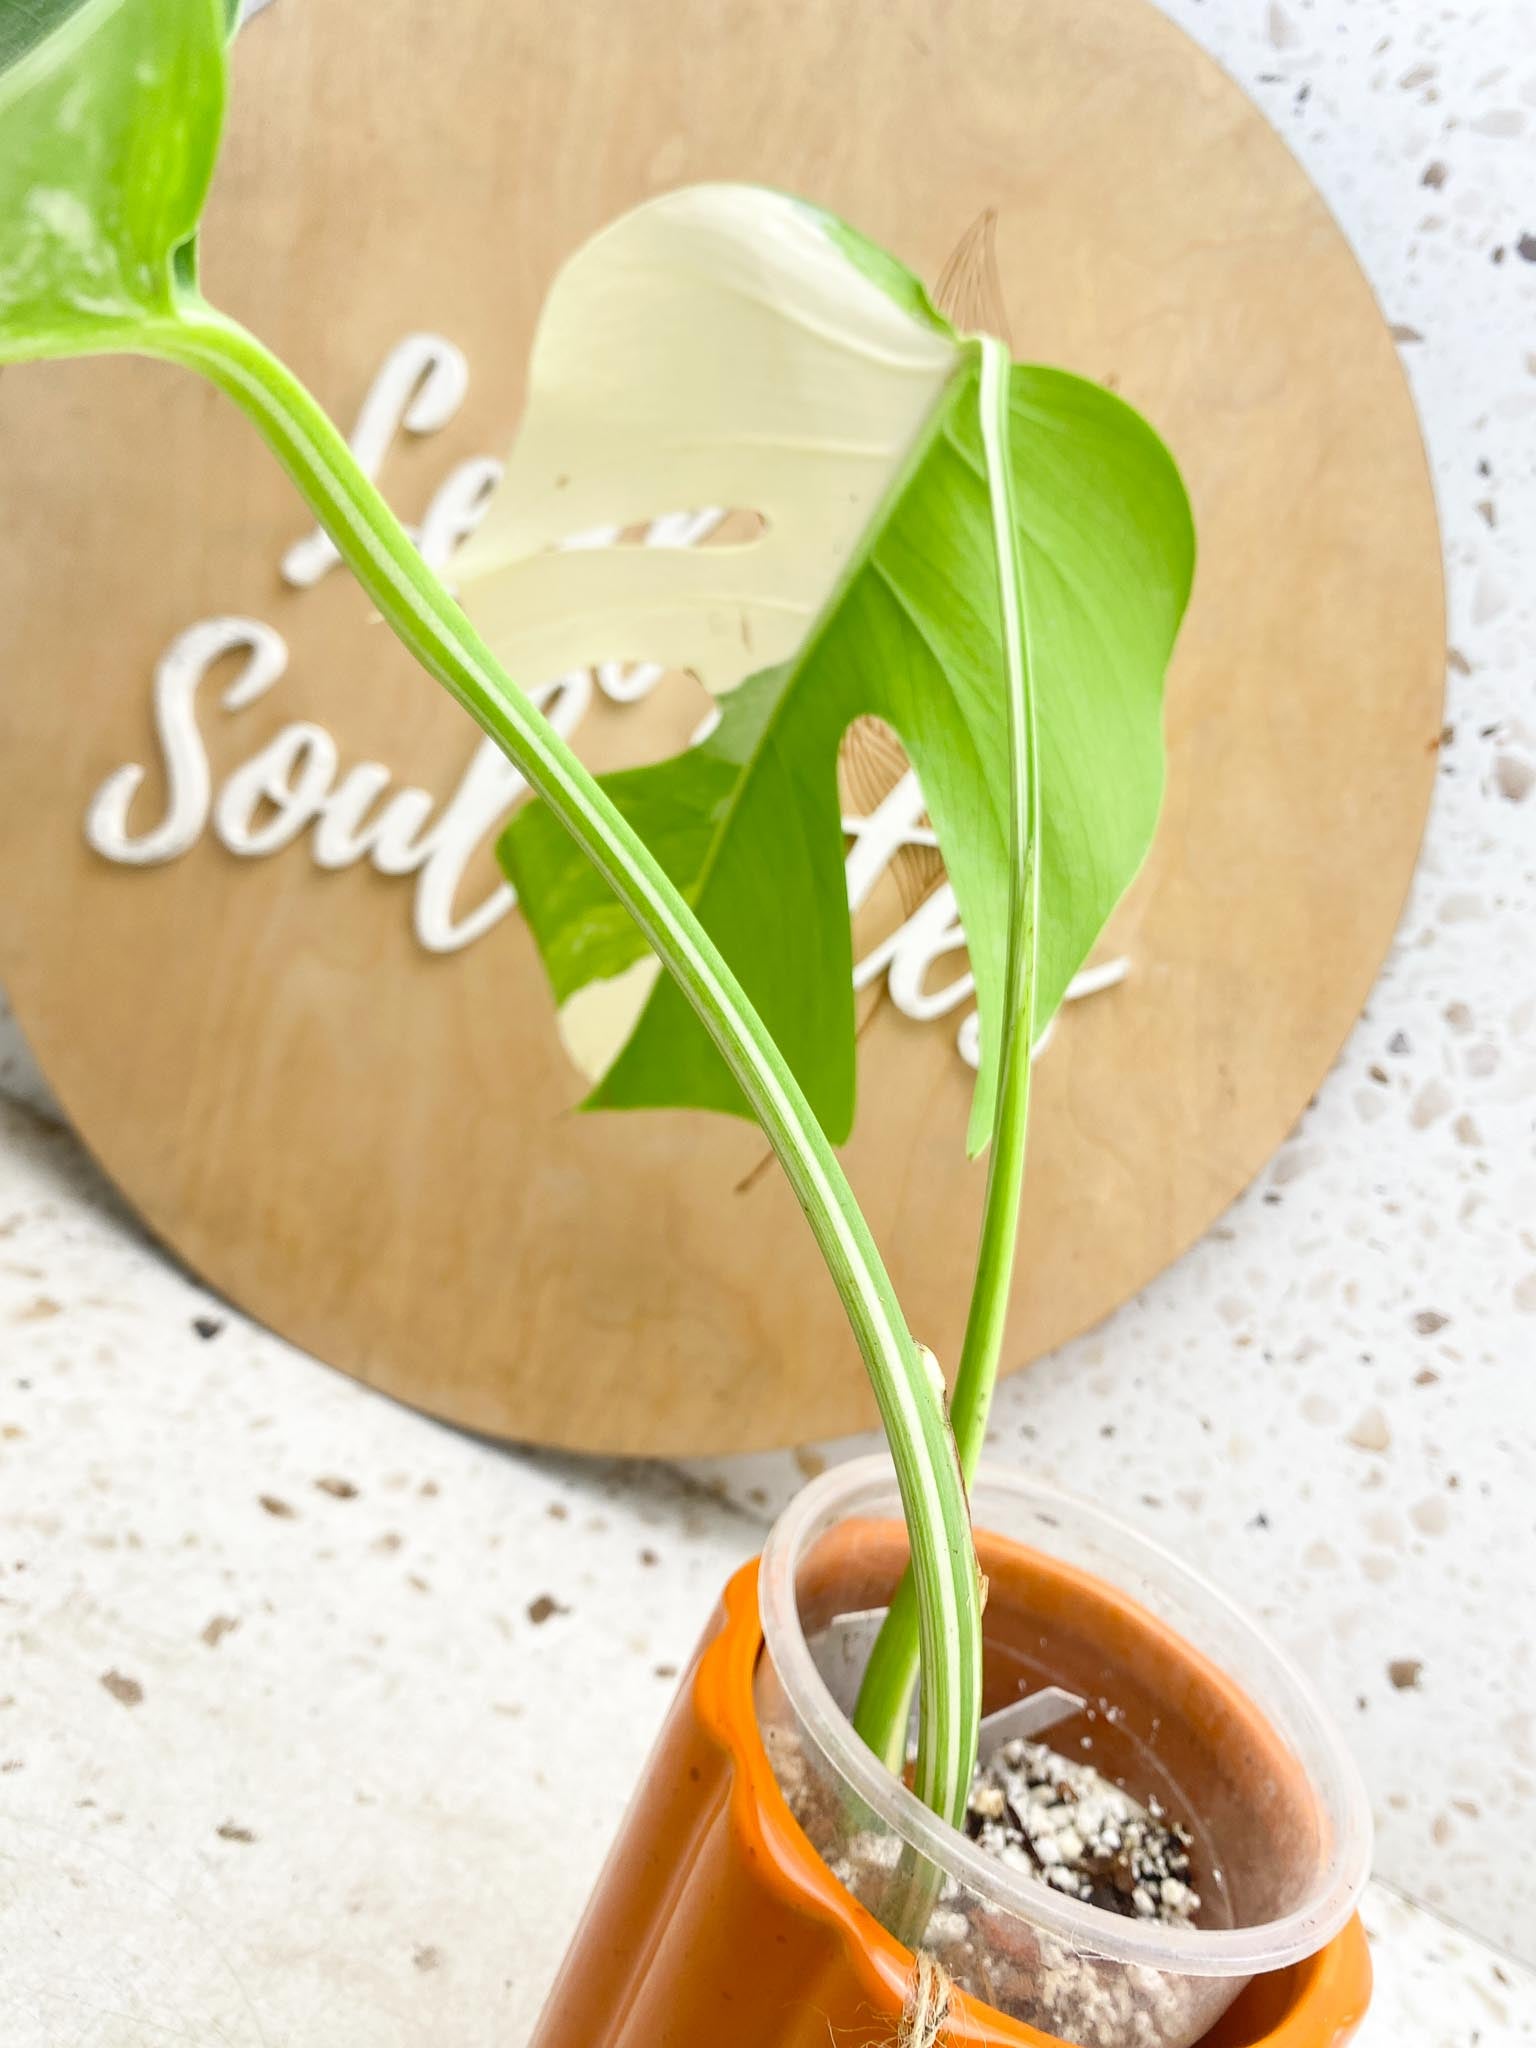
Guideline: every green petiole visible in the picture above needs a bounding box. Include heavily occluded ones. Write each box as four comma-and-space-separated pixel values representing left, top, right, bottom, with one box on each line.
852, 334, 1042, 1771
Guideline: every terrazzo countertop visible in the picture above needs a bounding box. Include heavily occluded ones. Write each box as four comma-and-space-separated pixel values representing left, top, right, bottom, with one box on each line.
3, 0, 1534, 2038
2, 1103, 1534, 2043
0, 1107, 756, 2044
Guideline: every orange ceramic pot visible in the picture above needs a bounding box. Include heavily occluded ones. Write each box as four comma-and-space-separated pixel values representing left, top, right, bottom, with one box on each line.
529, 1461, 1371, 2048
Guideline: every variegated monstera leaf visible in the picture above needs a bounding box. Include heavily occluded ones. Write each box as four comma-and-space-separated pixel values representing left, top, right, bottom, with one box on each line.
452, 186, 1194, 1152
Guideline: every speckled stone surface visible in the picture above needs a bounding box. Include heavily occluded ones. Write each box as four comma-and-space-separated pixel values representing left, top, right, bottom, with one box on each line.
1360, 1886, 1536, 2046
0, 1102, 759, 2044
3, 0, 1534, 2034
2, 1101, 1533, 2041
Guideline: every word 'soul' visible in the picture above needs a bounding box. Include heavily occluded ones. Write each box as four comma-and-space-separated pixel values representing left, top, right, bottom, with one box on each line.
86, 334, 1125, 1070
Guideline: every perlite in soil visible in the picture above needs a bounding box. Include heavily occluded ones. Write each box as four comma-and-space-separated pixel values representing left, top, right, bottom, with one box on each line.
768, 1720, 1216, 2048
964, 1736, 1201, 1927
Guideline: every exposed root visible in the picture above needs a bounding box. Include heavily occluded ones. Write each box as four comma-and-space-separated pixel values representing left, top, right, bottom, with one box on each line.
897, 1953, 952, 2048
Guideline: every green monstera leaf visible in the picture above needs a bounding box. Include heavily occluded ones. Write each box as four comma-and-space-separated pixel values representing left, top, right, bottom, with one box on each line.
454, 186, 1192, 1153
0, 0, 227, 364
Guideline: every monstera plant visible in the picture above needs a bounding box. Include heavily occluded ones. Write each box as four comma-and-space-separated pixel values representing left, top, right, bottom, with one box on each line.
0, 0, 1190, 1835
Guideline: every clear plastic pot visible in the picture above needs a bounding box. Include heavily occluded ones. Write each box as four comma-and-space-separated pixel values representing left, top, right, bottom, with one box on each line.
756, 1457, 1373, 2048
527, 1456, 1371, 2048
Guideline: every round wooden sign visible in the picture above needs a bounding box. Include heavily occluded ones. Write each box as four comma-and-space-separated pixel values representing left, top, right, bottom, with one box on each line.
0, 0, 1442, 1453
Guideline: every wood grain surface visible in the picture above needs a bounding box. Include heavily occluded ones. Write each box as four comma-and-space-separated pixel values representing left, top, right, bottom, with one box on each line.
0, 0, 1443, 1452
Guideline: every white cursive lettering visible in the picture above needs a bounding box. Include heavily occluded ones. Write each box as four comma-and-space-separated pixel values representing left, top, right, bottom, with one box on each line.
85, 618, 289, 863
86, 335, 1131, 1058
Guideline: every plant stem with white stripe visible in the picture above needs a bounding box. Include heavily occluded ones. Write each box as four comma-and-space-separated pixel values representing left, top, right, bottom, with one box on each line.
139, 300, 985, 1829
854, 334, 1041, 1771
